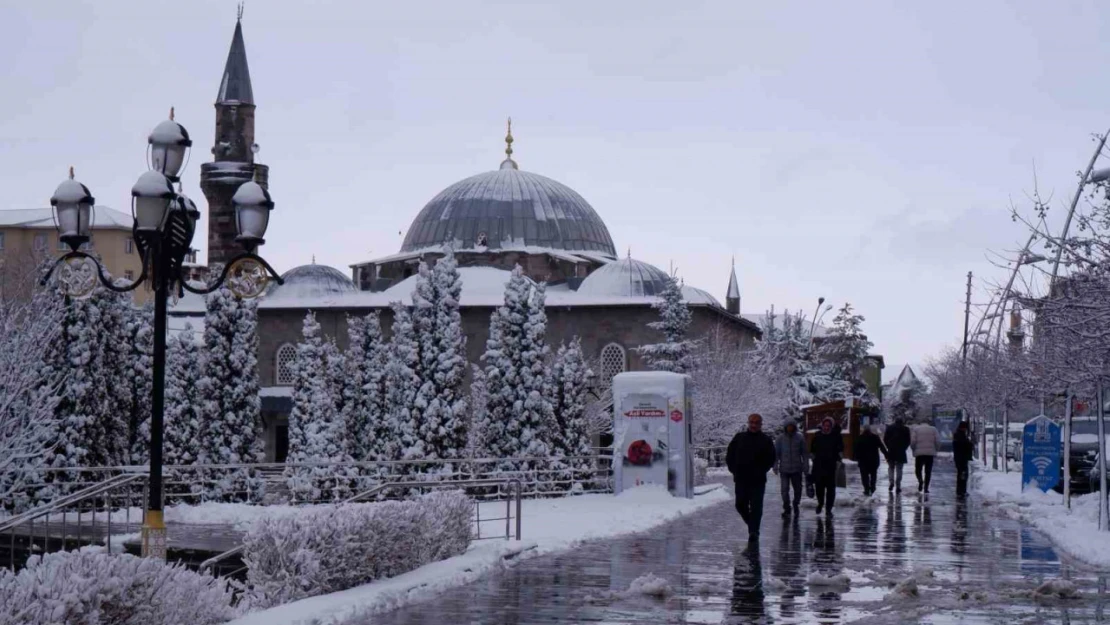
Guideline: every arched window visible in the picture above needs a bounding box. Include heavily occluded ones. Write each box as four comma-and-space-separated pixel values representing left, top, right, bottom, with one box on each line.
599, 343, 627, 388
275, 343, 297, 386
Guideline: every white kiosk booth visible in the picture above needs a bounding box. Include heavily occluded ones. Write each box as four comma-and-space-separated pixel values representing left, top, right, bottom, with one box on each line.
611, 371, 694, 498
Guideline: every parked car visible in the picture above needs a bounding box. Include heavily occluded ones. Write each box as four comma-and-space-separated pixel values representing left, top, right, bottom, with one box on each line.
1054, 417, 1103, 495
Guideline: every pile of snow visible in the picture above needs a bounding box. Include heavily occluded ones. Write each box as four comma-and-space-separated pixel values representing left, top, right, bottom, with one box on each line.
243, 491, 472, 609
807, 571, 851, 588
1033, 579, 1080, 600
228, 484, 729, 625
975, 471, 1110, 568
0, 551, 239, 625
889, 576, 919, 598
764, 577, 789, 592
626, 572, 673, 599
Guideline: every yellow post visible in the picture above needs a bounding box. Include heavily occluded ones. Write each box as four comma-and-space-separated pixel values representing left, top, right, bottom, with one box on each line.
141, 509, 167, 559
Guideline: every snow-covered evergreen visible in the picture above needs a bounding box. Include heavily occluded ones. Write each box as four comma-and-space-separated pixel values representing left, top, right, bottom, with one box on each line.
384, 302, 422, 465
125, 304, 154, 464
481, 267, 558, 480
411, 251, 469, 461
817, 303, 876, 406
637, 274, 696, 373
888, 375, 928, 423
341, 313, 388, 462
549, 338, 594, 488
285, 312, 353, 501
164, 323, 203, 467
755, 308, 849, 422
196, 288, 263, 500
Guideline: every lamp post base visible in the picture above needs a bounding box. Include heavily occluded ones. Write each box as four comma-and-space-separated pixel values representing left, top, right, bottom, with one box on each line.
141, 509, 167, 559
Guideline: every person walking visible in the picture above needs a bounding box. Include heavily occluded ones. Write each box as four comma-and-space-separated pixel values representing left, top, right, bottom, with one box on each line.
883, 417, 911, 493
952, 421, 974, 497
727, 413, 777, 542
774, 419, 809, 518
810, 416, 844, 517
911, 419, 940, 493
854, 425, 889, 496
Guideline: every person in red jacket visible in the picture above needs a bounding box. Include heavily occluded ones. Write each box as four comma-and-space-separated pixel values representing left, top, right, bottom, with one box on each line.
727, 413, 777, 543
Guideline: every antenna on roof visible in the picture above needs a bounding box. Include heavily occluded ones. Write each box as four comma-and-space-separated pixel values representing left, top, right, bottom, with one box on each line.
237, 2, 244, 21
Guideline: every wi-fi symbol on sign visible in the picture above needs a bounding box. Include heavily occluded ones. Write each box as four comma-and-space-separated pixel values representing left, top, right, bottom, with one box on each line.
1032, 456, 1052, 474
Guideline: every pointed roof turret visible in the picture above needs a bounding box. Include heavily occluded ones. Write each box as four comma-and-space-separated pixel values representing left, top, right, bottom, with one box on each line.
727, 259, 740, 299
217, 13, 254, 105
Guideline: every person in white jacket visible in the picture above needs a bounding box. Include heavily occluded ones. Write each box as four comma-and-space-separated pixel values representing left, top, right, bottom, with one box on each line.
910, 421, 940, 493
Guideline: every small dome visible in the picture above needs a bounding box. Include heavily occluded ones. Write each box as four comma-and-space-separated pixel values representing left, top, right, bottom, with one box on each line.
577, 257, 672, 297
268, 264, 355, 299
402, 168, 616, 257
682, 285, 722, 308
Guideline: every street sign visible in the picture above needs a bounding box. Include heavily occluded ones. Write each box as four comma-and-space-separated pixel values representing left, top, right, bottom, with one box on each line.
1022, 415, 1062, 493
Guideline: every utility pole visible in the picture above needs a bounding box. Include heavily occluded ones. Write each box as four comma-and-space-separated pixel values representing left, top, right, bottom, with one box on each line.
962, 271, 973, 364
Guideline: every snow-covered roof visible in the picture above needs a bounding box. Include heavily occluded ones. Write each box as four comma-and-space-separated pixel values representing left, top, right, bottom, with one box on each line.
577, 257, 671, 298
887, 364, 920, 394
170, 266, 735, 314
0, 206, 134, 230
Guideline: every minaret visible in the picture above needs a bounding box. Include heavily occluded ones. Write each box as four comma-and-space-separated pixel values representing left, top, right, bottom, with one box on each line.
200, 9, 269, 267
726, 258, 741, 315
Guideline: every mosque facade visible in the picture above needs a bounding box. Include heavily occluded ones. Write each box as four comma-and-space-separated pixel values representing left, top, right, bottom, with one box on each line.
173, 19, 761, 461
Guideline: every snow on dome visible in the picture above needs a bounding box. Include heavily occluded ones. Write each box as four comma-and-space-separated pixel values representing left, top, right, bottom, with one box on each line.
402, 168, 616, 257
232, 180, 272, 206
149, 119, 189, 145
682, 285, 722, 308
131, 171, 174, 197
577, 257, 672, 298
267, 264, 355, 300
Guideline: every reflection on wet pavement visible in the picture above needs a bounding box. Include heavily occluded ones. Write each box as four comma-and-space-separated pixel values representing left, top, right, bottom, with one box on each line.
369, 463, 1110, 624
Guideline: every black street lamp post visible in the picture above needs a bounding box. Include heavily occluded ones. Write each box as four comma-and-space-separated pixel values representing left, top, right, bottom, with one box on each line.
43, 111, 283, 558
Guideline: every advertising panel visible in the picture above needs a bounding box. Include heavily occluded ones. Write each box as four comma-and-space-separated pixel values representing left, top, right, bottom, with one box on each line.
1022, 415, 1062, 493
933, 410, 962, 452
612, 372, 693, 498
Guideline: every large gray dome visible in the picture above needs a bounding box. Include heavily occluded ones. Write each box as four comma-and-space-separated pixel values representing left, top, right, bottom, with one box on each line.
401, 168, 617, 257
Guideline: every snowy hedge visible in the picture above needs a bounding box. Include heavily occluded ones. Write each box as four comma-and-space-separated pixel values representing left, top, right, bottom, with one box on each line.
0, 551, 240, 625
243, 490, 473, 608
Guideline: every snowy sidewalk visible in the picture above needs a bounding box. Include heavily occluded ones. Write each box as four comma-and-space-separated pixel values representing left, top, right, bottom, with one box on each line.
227, 484, 730, 625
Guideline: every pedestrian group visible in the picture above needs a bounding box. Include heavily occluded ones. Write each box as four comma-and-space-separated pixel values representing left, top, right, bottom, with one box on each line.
726, 413, 963, 542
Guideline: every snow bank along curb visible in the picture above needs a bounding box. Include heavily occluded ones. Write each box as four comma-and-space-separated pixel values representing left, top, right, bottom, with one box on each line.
975, 470, 1110, 569
228, 484, 730, 625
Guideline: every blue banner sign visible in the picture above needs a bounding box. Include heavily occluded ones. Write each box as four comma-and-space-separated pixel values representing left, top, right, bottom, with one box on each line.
934, 411, 961, 452
1022, 415, 1061, 493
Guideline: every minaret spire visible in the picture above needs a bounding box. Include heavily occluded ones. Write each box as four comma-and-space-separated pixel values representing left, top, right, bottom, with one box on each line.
499, 117, 518, 170
217, 13, 254, 105
726, 257, 741, 315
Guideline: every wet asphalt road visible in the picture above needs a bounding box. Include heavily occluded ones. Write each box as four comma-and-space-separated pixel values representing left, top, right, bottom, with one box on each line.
369, 461, 1110, 624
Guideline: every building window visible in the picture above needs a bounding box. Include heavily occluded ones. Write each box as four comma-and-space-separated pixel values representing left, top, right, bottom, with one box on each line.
57, 237, 91, 251
124, 270, 134, 280
275, 343, 297, 386
125, 238, 134, 255
33, 233, 46, 251
599, 343, 627, 388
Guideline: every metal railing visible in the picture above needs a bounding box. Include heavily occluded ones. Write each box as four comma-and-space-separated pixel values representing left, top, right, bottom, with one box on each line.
199, 477, 523, 577
1, 473, 148, 571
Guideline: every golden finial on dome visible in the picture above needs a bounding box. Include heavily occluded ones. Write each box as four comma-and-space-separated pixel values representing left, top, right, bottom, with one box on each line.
68, 166, 75, 180
169, 106, 175, 121
500, 117, 518, 170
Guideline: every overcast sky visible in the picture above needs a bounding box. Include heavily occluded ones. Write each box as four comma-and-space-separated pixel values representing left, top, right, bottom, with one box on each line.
2, 1, 1108, 381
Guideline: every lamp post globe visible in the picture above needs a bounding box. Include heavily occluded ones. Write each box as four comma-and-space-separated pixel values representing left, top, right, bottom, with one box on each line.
50, 169, 95, 251
131, 171, 176, 233
231, 179, 274, 248
148, 111, 192, 182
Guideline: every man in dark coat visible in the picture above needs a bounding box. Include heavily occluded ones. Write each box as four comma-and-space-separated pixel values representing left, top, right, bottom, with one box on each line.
883, 417, 911, 493
727, 413, 777, 542
952, 421, 975, 497
809, 416, 844, 517
854, 425, 889, 496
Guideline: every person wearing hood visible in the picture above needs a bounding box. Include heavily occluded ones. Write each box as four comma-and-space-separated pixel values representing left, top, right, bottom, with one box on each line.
809, 416, 844, 516
854, 425, 889, 497
952, 421, 975, 497
727, 413, 777, 542
774, 419, 809, 517
883, 417, 911, 493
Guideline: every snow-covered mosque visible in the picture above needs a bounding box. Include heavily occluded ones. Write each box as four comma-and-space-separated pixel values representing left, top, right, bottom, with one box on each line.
172, 18, 760, 461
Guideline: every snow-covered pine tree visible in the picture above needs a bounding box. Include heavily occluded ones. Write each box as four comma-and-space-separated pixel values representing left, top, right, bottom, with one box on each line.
384, 302, 423, 468
482, 267, 558, 485
284, 312, 353, 501
637, 274, 696, 373
817, 303, 876, 406
889, 377, 928, 423
412, 250, 469, 463
197, 288, 264, 500
98, 288, 136, 467
548, 338, 594, 490
341, 313, 388, 462
754, 308, 848, 425
125, 304, 154, 464
324, 336, 346, 423
164, 323, 203, 467
465, 363, 489, 459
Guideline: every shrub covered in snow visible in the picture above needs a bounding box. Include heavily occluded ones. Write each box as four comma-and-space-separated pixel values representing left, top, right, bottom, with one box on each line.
243, 490, 473, 608
0, 551, 239, 625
